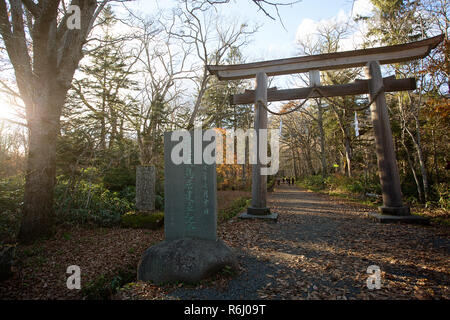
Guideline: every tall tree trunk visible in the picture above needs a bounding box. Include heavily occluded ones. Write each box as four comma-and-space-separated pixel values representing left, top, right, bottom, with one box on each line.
291, 144, 298, 179
402, 92, 430, 202
306, 149, 314, 175
398, 95, 426, 202
431, 128, 440, 184
344, 135, 352, 178
241, 163, 246, 189
100, 115, 106, 150
0, 0, 100, 243
343, 108, 352, 178
413, 136, 429, 202
363, 150, 369, 193
109, 107, 117, 150
296, 149, 302, 178
339, 150, 346, 175
332, 106, 352, 177
18, 88, 64, 243
406, 118, 429, 202
401, 133, 424, 203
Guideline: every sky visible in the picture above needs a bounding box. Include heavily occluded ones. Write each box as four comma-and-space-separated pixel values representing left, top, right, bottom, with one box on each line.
113, 0, 375, 102
114, 0, 375, 97
122, 0, 374, 61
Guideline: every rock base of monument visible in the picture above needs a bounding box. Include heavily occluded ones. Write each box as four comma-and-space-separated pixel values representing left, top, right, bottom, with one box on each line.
368, 212, 429, 225
137, 238, 238, 284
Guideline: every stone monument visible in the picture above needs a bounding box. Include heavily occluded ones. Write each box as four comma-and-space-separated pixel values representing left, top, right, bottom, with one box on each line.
135, 165, 155, 212
138, 130, 238, 284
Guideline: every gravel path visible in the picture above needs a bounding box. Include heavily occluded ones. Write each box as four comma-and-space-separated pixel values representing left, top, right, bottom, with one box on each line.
168, 184, 450, 300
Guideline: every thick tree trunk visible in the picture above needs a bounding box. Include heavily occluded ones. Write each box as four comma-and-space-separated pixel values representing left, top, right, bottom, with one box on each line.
18, 94, 62, 243
0, 0, 100, 244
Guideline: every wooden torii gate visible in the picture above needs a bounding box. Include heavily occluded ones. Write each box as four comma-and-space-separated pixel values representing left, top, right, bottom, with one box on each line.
207, 35, 443, 222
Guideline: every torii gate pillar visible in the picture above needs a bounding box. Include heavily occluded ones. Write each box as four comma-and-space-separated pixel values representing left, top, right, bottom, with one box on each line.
366, 61, 410, 216
242, 72, 277, 220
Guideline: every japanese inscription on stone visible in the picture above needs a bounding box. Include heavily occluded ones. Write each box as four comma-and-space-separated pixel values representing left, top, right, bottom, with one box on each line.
164, 131, 217, 241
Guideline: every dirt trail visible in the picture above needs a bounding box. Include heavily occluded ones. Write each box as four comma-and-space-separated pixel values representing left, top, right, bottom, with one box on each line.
2, 185, 448, 300
170, 184, 450, 300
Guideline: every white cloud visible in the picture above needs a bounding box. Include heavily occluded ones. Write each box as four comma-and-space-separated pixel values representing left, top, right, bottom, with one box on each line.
295, 0, 374, 52
352, 0, 374, 17
296, 18, 319, 39
263, 41, 298, 60
295, 9, 349, 45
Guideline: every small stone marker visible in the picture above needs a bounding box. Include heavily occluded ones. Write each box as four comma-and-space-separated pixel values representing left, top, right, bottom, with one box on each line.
136, 165, 155, 212
138, 130, 237, 284
163, 131, 217, 241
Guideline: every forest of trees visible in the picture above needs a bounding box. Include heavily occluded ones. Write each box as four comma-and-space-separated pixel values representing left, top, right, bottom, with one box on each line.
277, 0, 449, 208
0, 0, 448, 245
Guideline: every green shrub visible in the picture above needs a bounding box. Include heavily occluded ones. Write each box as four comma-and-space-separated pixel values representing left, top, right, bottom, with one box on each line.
117, 186, 137, 207
81, 267, 136, 300
0, 176, 24, 244
298, 174, 382, 199
55, 178, 134, 227
218, 197, 250, 222
155, 194, 164, 211
121, 211, 164, 229
103, 167, 136, 192
347, 180, 365, 193
434, 183, 449, 210
0, 210, 20, 245
0, 175, 24, 213
298, 175, 326, 191
267, 176, 276, 192
324, 174, 380, 195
